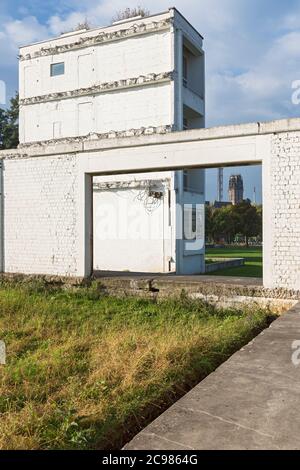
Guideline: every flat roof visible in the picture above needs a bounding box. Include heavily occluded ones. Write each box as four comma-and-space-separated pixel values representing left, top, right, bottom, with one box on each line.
19, 9, 172, 50
19, 7, 203, 50
172, 7, 204, 40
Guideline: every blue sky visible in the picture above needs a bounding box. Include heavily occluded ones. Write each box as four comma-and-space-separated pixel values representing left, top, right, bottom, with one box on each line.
1, 0, 300, 202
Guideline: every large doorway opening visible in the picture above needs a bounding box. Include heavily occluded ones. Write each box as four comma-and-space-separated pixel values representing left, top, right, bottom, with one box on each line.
92, 171, 174, 274
92, 167, 206, 276
90, 162, 262, 279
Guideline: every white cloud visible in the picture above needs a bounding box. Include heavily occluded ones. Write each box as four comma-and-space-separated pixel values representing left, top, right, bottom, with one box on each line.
206, 26, 300, 126
47, 0, 240, 36
4, 16, 49, 46
48, 12, 90, 35
0, 14, 50, 68
280, 4, 300, 31
47, 0, 134, 33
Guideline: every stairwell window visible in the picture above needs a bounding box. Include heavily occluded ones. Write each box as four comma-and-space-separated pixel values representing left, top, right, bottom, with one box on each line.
51, 62, 65, 77
183, 50, 188, 87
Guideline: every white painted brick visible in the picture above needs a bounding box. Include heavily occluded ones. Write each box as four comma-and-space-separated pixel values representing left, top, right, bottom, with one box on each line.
270, 131, 300, 289
3, 154, 79, 276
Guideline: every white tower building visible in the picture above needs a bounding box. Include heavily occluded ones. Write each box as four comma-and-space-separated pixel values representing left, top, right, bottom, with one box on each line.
19, 8, 205, 274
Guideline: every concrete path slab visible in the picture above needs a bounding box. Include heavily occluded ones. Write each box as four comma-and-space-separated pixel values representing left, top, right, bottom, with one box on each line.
124, 303, 300, 450
94, 271, 263, 286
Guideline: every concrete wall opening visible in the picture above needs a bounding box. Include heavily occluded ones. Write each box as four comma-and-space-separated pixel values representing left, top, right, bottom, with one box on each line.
3, 119, 300, 290
90, 162, 262, 279
205, 164, 262, 278
92, 168, 205, 275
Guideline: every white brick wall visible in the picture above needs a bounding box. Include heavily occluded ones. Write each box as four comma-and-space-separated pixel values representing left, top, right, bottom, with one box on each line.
19, 22, 175, 144
20, 31, 172, 99
20, 83, 173, 142
270, 132, 300, 290
1, 125, 300, 287
3, 154, 79, 276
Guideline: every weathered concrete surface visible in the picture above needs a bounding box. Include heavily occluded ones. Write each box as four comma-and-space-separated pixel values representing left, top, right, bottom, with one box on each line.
124, 302, 300, 450
1, 272, 298, 313
205, 258, 244, 273
94, 273, 299, 313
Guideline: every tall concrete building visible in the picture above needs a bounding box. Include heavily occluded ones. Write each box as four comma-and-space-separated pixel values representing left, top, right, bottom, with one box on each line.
228, 174, 244, 205
18, 8, 206, 274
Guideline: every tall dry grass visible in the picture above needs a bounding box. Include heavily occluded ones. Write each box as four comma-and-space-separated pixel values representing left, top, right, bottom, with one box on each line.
0, 280, 275, 449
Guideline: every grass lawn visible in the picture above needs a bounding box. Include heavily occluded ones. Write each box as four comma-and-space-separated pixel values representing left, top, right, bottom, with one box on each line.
206, 246, 263, 278
0, 280, 273, 450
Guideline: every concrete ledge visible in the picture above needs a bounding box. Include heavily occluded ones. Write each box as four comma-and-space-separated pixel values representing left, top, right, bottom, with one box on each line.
0, 272, 86, 287
19, 72, 173, 106
205, 257, 244, 273
94, 274, 300, 313
3, 117, 300, 159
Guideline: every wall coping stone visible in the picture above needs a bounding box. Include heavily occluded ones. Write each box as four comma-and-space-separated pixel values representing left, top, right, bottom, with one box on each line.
2, 117, 300, 160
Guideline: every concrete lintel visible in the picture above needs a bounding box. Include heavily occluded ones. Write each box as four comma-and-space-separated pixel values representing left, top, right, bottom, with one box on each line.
258, 117, 300, 134
3, 117, 300, 160
83, 117, 300, 152
83, 122, 261, 153
82, 117, 300, 151
25, 142, 84, 157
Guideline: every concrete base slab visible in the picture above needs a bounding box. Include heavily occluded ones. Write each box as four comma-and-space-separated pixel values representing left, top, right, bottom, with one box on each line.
94, 273, 298, 313
124, 302, 300, 450
94, 271, 263, 286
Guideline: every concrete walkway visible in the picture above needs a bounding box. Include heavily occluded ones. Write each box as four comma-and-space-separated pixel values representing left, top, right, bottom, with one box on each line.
94, 271, 263, 286
124, 302, 300, 450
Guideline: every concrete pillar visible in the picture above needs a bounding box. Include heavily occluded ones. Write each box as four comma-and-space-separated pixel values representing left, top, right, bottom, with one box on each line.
174, 28, 183, 131
262, 136, 273, 288
78, 170, 93, 278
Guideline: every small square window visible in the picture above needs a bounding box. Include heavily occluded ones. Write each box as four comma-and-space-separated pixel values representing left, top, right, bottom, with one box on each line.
50, 62, 65, 77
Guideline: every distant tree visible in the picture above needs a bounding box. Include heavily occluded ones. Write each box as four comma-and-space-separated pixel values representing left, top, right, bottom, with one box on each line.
212, 205, 237, 244
232, 200, 261, 246
205, 201, 262, 246
205, 205, 214, 242
73, 20, 92, 31
256, 204, 263, 239
111, 6, 150, 23
0, 92, 19, 150
0, 108, 7, 149
61, 19, 92, 35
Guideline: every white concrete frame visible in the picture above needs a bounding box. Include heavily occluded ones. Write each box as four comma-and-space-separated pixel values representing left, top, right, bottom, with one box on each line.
75, 123, 270, 282
3, 117, 300, 288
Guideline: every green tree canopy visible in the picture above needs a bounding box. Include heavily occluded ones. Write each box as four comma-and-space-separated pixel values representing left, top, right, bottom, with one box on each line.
205, 200, 262, 245
232, 200, 262, 245
0, 92, 19, 150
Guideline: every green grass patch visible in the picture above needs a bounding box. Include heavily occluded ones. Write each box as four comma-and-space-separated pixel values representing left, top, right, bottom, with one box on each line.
206, 246, 263, 277
0, 279, 273, 449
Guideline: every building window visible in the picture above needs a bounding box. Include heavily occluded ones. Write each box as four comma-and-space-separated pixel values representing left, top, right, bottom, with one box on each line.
50, 62, 65, 77
183, 170, 188, 191
183, 51, 188, 87
183, 117, 188, 130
